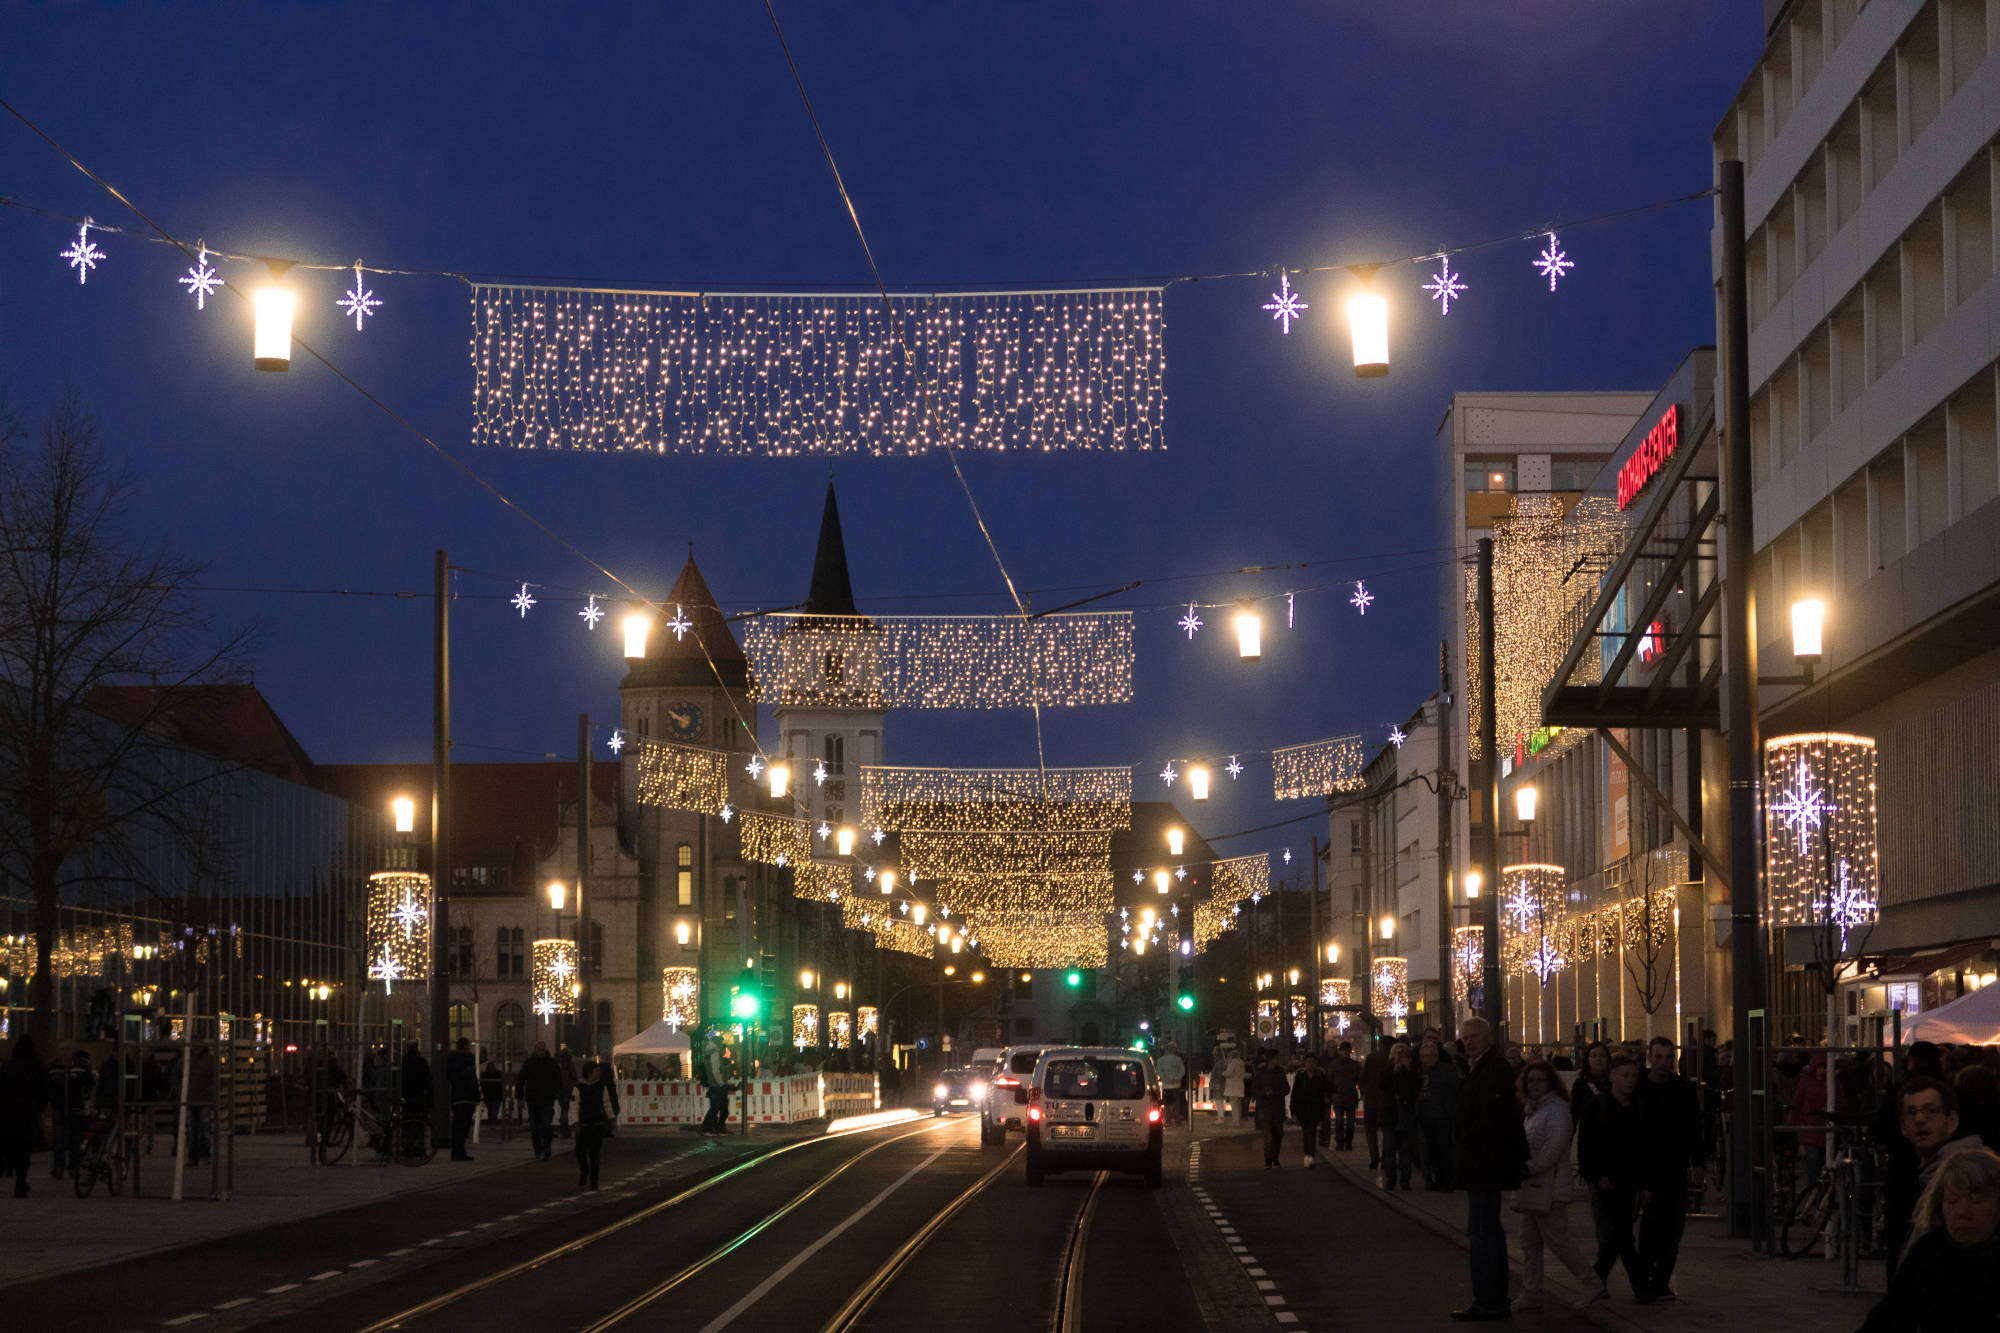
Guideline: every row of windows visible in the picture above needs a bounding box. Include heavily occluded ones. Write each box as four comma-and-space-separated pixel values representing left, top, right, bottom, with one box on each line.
1461, 460, 1600, 494
445, 999, 614, 1066
443, 924, 605, 978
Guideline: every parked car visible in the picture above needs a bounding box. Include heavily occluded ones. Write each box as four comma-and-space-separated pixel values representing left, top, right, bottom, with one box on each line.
1024, 1047, 1164, 1188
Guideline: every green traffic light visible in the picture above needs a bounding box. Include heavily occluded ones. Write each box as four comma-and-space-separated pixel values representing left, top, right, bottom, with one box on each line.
730, 989, 761, 1020
1065, 970, 1083, 988
1177, 993, 1195, 1012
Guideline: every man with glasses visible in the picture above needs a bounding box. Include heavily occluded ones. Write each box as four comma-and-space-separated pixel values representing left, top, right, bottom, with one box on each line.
1884, 1076, 1986, 1274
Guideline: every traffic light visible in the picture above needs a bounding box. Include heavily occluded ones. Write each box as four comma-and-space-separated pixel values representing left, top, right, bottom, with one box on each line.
1176, 992, 1195, 1012
1065, 970, 1083, 988
728, 968, 762, 1021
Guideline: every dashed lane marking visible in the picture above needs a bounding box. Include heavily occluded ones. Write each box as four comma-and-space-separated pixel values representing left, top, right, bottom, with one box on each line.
213, 1299, 253, 1311
385, 1248, 415, 1257
308, 1270, 343, 1282
263, 1284, 299, 1294
162, 1316, 208, 1327
349, 1259, 379, 1268
1275, 1313, 1299, 1324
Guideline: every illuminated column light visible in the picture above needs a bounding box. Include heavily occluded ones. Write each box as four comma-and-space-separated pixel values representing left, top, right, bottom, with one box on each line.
1372, 957, 1409, 1030
1500, 863, 1566, 981
1348, 291, 1389, 378
1289, 995, 1309, 1043
829, 1011, 853, 1048
1319, 978, 1352, 1035
792, 1004, 820, 1049
1763, 733, 1879, 947
531, 938, 580, 1015
661, 966, 699, 1030
365, 872, 432, 993
1452, 926, 1484, 1007
857, 1006, 879, 1039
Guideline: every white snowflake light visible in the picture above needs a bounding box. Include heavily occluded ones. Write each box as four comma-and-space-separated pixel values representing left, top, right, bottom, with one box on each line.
607, 729, 626, 754
391, 893, 427, 938
1282, 847, 1292, 865
338, 263, 382, 331
1175, 865, 1187, 882
580, 594, 604, 630
813, 761, 828, 787
369, 949, 404, 992
178, 245, 222, 310
533, 995, 557, 1021
1226, 755, 1244, 780
747, 755, 766, 779
666, 605, 693, 640
774, 852, 788, 867
62, 220, 106, 284
1350, 581, 1375, 615
1132, 869, 1144, 885
1423, 256, 1468, 315
1769, 757, 1830, 857
511, 583, 537, 617
1389, 725, 1407, 749
720, 802, 735, 823
871, 828, 886, 846
1533, 232, 1574, 292
1262, 272, 1309, 334
864, 865, 877, 883
1160, 762, 1177, 788
1178, 604, 1204, 639
1287, 592, 1295, 629
817, 821, 832, 841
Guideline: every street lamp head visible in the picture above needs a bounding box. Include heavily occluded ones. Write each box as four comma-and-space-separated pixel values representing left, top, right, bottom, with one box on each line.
1167, 827, 1185, 857
879, 869, 896, 894
1464, 871, 1482, 900
392, 796, 416, 835
547, 881, 565, 911
1234, 602, 1262, 661
622, 609, 651, 659
1380, 914, 1396, 941
768, 762, 790, 799
1188, 766, 1210, 801
971, 971, 984, 983
1790, 597, 1826, 662
1326, 942, 1340, 965
943, 964, 956, 977
800, 969, 814, 989
675, 919, 692, 946
1154, 869, 1170, 895
835, 826, 856, 856
1514, 784, 1539, 825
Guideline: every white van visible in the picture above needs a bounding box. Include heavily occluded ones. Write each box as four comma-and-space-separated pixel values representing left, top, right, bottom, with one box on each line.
980, 1042, 1063, 1145
1024, 1047, 1164, 1188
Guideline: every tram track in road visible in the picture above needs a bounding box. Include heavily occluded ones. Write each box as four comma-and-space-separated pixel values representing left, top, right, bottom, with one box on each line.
1051, 1172, 1108, 1333
352, 1115, 955, 1333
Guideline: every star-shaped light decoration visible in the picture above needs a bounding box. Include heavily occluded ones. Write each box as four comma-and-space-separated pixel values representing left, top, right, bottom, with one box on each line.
871, 828, 886, 846
897, 901, 909, 915
816, 821, 832, 841
338, 263, 382, 331
864, 865, 877, 883
533, 994, 557, 1021
1226, 755, 1244, 780
391, 893, 427, 938
607, 729, 626, 755
511, 583, 537, 618
1814, 858, 1875, 953
1178, 604, 1204, 639
179, 245, 222, 309
1131, 869, 1144, 885
369, 949, 403, 992
549, 952, 574, 984
720, 802, 734, 823
1533, 232, 1574, 292
774, 852, 788, 867
813, 761, 828, 787
666, 605, 693, 640
1423, 255, 1468, 315
1175, 865, 1187, 882
580, 594, 604, 630
1769, 757, 1831, 857
1389, 725, 1407, 750
747, 755, 765, 779
1262, 272, 1309, 334
1287, 592, 1295, 629
1160, 762, 1177, 788
1350, 581, 1375, 615
1282, 847, 1292, 865
62, 220, 106, 284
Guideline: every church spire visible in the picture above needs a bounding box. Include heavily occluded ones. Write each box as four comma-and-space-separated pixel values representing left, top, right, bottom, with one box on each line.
804, 482, 858, 616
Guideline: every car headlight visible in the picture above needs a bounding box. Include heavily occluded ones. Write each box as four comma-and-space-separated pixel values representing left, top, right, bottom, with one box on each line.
934, 1084, 948, 1100
970, 1084, 986, 1101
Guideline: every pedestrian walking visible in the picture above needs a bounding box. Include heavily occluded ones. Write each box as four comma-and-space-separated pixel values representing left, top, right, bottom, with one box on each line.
1327, 1042, 1360, 1151
1381, 1042, 1420, 1190
1289, 1053, 1329, 1167
1632, 1036, 1704, 1302
516, 1042, 561, 1158
478, 1054, 504, 1130
1215, 1048, 1246, 1122
1450, 1016, 1527, 1322
185, 1044, 216, 1166
1, 1036, 49, 1197
445, 1038, 478, 1162
1858, 1146, 2000, 1333
1155, 1043, 1188, 1125
555, 1045, 578, 1139
1418, 1036, 1461, 1191
1252, 1052, 1290, 1167
1579, 1054, 1647, 1299
1360, 1039, 1389, 1169
1513, 1058, 1600, 1311
699, 1036, 734, 1134
573, 1059, 619, 1190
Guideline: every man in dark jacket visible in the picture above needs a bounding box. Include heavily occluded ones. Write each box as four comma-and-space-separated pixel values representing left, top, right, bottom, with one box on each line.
516, 1042, 561, 1160
573, 1058, 619, 1189
1359, 1040, 1389, 1169
49, 1050, 95, 1179
400, 1042, 434, 1138
1289, 1054, 1330, 1167
445, 1038, 478, 1161
1, 1036, 50, 1196
1327, 1042, 1361, 1151
1251, 1053, 1291, 1168
1451, 1016, 1526, 1322
1579, 1054, 1647, 1295
1633, 1036, 1705, 1302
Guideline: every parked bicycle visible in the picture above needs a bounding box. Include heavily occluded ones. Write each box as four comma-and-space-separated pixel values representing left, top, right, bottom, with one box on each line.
71, 1112, 124, 1198
317, 1088, 436, 1166
1778, 1113, 1883, 1278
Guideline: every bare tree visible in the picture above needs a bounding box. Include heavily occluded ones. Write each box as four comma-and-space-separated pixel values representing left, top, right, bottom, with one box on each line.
1622, 879, 1677, 1040
0, 393, 252, 1050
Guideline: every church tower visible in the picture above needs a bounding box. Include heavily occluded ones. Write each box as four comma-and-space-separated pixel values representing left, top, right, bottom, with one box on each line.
618, 554, 754, 756
773, 484, 887, 833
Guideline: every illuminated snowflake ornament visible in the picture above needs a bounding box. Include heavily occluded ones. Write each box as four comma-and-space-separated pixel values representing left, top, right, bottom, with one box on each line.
580, 595, 604, 630
720, 803, 734, 824
62, 220, 106, 284
813, 761, 828, 787
1528, 940, 1562, 984
1178, 605, 1204, 639
1132, 870, 1144, 885
549, 952, 575, 984
774, 852, 788, 867
1769, 757, 1830, 857
666, 605, 693, 640
1350, 581, 1374, 615
1423, 256, 1468, 315
391, 893, 427, 938
533, 994, 557, 1021
607, 729, 625, 755
747, 755, 765, 780
1175, 865, 1187, 882
1262, 272, 1309, 334
178, 245, 222, 309
864, 865, 877, 883
1282, 847, 1292, 866
1389, 726, 1407, 750
817, 821, 832, 841
872, 828, 886, 846
1533, 232, 1574, 292
1160, 762, 1177, 788
338, 263, 382, 331
511, 583, 537, 617
1226, 756, 1244, 780
370, 949, 404, 992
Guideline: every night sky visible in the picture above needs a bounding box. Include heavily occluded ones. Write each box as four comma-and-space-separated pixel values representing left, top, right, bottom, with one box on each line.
2, 5, 1762, 864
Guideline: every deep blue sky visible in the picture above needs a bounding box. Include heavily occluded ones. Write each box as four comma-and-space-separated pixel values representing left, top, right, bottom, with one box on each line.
2, 5, 1762, 863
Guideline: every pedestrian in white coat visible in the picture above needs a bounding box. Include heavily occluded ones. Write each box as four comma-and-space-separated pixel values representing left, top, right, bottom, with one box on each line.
1216, 1050, 1246, 1121
1513, 1058, 1605, 1311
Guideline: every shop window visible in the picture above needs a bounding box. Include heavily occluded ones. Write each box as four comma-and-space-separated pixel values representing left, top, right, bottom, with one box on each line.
824, 734, 845, 776
497, 927, 525, 978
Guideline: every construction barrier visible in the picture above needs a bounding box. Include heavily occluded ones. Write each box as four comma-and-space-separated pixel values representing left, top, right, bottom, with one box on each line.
616, 1072, 880, 1126
821, 1072, 879, 1120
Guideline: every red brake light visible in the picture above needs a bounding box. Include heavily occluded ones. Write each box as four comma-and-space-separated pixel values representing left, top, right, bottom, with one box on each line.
1028, 1104, 1041, 1122
1147, 1106, 1162, 1124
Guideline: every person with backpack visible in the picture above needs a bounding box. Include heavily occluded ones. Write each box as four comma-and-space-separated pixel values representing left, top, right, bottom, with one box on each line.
515, 1042, 561, 1160
573, 1059, 619, 1189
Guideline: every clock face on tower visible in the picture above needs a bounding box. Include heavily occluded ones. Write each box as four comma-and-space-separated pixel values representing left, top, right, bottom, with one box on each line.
663, 701, 705, 741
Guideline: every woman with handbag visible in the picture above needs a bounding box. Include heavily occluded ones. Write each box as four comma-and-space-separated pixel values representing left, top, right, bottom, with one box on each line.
1514, 1058, 1605, 1311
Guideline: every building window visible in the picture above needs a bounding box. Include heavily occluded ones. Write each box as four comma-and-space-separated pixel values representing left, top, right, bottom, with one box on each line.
448, 1002, 473, 1046
448, 925, 474, 977
1466, 461, 1514, 493
386, 845, 417, 870
676, 842, 693, 907
497, 927, 525, 978
589, 921, 605, 977
724, 875, 739, 920
495, 1001, 525, 1066
822, 651, 845, 684
824, 735, 845, 776
636, 713, 651, 740
1549, 458, 1600, 491
595, 1001, 614, 1053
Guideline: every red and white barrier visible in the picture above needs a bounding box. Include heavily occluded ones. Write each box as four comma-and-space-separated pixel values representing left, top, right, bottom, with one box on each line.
616, 1072, 879, 1126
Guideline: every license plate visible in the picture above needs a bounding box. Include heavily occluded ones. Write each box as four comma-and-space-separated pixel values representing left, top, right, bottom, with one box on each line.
949, 1098, 969, 1105
1052, 1124, 1094, 1140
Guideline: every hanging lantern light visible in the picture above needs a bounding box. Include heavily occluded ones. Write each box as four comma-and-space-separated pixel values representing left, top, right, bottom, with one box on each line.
836, 826, 856, 856
1167, 827, 1185, 857
1463, 870, 1482, 900
1189, 766, 1210, 802
879, 869, 896, 894
623, 608, 651, 659
912, 903, 927, 926
1380, 914, 1396, 941
253, 284, 296, 371
769, 762, 790, 799
674, 919, 693, 946
1234, 602, 1262, 661
1790, 598, 1826, 664
1347, 289, 1389, 378
1154, 869, 1170, 895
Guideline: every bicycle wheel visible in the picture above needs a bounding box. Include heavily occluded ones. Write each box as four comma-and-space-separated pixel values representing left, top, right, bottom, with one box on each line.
396, 1118, 436, 1166
1780, 1175, 1833, 1258
319, 1112, 354, 1165
73, 1156, 96, 1200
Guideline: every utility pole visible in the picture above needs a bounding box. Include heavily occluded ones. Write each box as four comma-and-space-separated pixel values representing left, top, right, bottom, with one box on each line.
1309, 834, 1322, 1053
1359, 793, 1375, 1040
1720, 158, 1767, 1244
1436, 643, 1456, 1037
576, 713, 592, 1053
1477, 539, 1504, 1035
429, 549, 452, 1140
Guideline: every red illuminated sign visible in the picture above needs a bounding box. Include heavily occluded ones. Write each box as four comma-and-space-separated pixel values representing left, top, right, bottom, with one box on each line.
1616, 404, 1681, 510
1637, 620, 1665, 663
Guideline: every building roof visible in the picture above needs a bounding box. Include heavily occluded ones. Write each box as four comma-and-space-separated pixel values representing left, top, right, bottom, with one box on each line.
804, 483, 859, 616
620, 554, 751, 691
81, 683, 318, 785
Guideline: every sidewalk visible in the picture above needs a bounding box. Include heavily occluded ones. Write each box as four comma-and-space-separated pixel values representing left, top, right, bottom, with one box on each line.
1315, 1133, 1884, 1331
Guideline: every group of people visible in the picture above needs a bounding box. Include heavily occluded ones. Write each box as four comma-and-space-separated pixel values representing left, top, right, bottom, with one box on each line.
0, 1034, 224, 1196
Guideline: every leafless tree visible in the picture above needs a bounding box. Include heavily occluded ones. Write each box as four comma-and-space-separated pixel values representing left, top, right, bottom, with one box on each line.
1622, 883, 1677, 1040
0, 393, 253, 1050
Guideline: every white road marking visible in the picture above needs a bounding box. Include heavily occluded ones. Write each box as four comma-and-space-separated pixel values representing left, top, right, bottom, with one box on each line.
349, 1259, 378, 1268
263, 1284, 299, 1294
307, 1270, 342, 1282
1264, 1295, 1287, 1306
446, 1229, 470, 1237
213, 1299, 253, 1310
1256, 1280, 1277, 1290
1275, 1313, 1299, 1324
384, 1248, 414, 1257
1246, 1267, 1266, 1276
694, 1145, 954, 1333
162, 1316, 208, 1326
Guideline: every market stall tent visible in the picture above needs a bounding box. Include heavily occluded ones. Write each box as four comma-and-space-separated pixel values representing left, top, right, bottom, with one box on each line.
1902, 983, 2000, 1047
612, 1020, 694, 1078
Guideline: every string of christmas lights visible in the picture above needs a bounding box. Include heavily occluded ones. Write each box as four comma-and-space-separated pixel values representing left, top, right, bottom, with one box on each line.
531, 938, 580, 1017
469, 286, 1166, 456
1270, 734, 1368, 800
791, 1004, 820, 1049
740, 612, 1134, 710
1500, 864, 1566, 982
840, 896, 934, 957
738, 810, 813, 868
900, 830, 1112, 880
969, 913, 1109, 969
365, 871, 431, 993
632, 738, 731, 816
795, 860, 853, 904
1763, 732, 1879, 946
661, 965, 699, 1030
857, 1005, 879, 1039
860, 766, 1132, 833
1371, 957, 1409, 1026
1452, 926, 1484, 1007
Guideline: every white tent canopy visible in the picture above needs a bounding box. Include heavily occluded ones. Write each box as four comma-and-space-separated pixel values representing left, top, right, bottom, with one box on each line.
1903, 983, 2000, 1046
613, 1020, 694, 1075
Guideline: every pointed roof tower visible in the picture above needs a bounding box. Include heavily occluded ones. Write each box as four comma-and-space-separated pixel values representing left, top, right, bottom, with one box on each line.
620, 553, 751, 690
804, 483, 858, 616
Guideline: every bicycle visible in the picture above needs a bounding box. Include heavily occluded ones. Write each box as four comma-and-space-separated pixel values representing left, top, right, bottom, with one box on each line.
1779, 1114, 1881, 1272
317, 1090, 437, 1167
72, 1113, 124, 1199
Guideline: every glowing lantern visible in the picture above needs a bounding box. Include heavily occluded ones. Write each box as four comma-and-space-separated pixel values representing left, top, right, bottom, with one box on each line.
253, 286, 295, 371
1348, 291, 1389, 378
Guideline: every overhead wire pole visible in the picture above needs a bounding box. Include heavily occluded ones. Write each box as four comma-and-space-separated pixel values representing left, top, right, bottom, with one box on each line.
1477, 541, 1504, 1034
577, 713, 592, 1054
1435, 641, 1456, 1038
430, 549, 452, 1142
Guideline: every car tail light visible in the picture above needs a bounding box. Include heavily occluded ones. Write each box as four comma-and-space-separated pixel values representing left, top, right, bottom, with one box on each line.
1028, 1104, 1041, 1122
1147, 1105, 1162, 1124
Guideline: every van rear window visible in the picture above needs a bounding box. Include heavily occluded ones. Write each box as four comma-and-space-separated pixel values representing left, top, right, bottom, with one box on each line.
1043, 1058, 1148, 1100
1008, 1051, 1041, 1075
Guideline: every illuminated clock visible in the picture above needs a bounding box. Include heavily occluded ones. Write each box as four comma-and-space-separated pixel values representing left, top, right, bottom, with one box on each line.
664, 701, 705, 741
